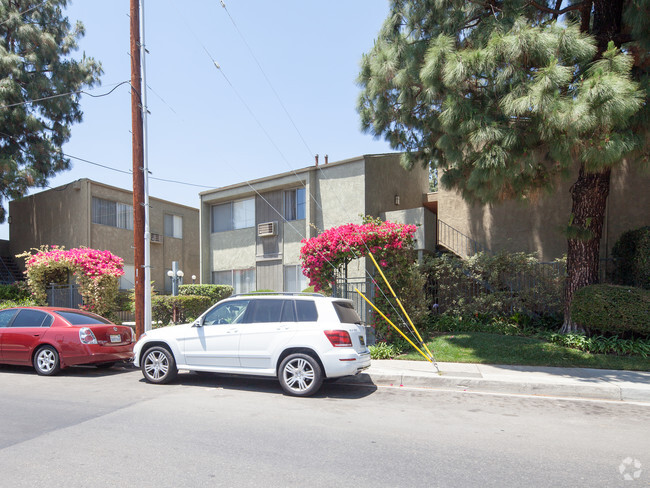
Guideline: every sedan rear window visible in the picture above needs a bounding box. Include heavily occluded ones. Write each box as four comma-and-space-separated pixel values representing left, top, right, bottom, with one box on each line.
55, 311, 112, 325
332, 301, 361, 324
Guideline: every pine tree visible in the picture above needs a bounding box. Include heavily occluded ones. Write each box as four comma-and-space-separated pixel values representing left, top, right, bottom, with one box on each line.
357, 0, 649, 332
0, 0, 102, 221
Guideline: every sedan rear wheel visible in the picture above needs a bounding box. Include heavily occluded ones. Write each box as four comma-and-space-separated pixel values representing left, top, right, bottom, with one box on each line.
34, 346, 61, 376
278, 353, 323, 397
141, 346, 177, 384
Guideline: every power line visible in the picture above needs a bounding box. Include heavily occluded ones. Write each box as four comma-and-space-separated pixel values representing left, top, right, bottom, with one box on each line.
0, 0, 49, 26
0, 81, 131, 110
218, 0, 315, 158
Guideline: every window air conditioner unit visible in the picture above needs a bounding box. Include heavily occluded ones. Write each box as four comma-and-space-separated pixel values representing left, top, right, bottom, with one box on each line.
257, 221, 277, 237
150, 233, 163, 244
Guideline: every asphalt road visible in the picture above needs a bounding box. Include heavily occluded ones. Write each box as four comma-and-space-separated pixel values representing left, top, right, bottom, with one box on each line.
1, 363, 648, 488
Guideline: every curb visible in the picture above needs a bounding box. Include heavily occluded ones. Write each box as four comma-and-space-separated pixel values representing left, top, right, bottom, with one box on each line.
342, 371, 650, 403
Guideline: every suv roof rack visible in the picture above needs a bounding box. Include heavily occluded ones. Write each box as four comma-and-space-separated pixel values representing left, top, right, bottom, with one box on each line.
230, 292, 325, 298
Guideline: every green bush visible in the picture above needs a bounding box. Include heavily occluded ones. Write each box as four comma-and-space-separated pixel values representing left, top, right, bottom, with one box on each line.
612, 226, 650, 289
178, 284, 232, 304
0, 282, 31, 301
0, 298, 39, 309
540, 332, 650, 357
152, 295, 212, 326
421, 252, 564, 318
369, 341, 400, 359
571, 285, 650, 337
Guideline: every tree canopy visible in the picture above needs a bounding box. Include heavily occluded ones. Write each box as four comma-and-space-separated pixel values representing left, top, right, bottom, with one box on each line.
358, 0, 649, 331
0, 0, 102, 221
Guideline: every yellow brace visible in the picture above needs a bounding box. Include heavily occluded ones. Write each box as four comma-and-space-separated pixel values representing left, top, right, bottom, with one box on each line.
355, 287, 432, 363
367, 252, 435, 361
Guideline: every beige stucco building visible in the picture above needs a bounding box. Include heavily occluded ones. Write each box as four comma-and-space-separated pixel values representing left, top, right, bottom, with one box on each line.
426, 161, 650, 261
199, 154, 434, 292
9, 179, 199, 293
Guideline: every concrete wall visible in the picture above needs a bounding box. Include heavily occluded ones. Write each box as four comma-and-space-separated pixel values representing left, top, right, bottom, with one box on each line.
314, 157, 366, 231
10, 179, 90, 262
383, 207, 437, 254
436, 161, 650, 261
9, 179, 199, 293
365, 153, 429, 216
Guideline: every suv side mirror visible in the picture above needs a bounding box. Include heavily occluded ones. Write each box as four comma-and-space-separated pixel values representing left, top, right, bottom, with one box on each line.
192, 318, 203, 327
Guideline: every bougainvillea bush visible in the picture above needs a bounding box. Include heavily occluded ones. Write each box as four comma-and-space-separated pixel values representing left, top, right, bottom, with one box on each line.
299, 218, 418, 292
18, 246, 124, 318
300, 218, 426, 346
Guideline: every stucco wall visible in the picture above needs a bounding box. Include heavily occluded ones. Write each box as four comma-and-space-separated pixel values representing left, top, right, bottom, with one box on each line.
314, 158, 366, 231
210, 228, 256, 272
436, 161, 650, 261
10, 180, 90, 267
365, 153, 429, 216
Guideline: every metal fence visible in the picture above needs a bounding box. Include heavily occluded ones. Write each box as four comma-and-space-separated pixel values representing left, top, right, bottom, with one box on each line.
46, 284, 83, 309
332, 278, 376, 345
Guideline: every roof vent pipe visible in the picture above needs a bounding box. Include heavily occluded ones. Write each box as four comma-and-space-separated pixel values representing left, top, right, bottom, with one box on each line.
325, 154, 328, 164
315, 154, 319, 166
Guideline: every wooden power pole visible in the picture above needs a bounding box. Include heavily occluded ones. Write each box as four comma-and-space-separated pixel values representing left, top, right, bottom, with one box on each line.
130, 0, 145, 338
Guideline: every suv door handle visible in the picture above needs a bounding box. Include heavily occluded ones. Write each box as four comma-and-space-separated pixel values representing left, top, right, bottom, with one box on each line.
227, 328, 238, 334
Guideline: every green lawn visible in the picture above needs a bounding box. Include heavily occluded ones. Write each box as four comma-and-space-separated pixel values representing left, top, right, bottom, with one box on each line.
398, 332, 650, 371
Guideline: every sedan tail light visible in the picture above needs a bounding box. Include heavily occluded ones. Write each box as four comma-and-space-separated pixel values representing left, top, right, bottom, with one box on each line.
79, 327, 98, 345
324, 330, 352, 347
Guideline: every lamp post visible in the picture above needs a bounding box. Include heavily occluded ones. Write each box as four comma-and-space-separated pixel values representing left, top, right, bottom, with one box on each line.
167, 261, 184, 296
191, 275, 196, 284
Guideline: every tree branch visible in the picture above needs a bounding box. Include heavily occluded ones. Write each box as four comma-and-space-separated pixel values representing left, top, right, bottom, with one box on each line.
528, 0, 584, 16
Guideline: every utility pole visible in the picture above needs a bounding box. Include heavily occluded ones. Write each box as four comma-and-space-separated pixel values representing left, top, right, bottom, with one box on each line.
130, 0, 145, 338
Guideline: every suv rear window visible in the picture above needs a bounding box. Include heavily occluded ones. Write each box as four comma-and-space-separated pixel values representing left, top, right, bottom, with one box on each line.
332, 301, 361, 324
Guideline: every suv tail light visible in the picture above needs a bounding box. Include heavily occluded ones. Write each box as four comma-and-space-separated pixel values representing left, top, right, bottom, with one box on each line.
79, 327, 98, 345
324, 330, 352, 347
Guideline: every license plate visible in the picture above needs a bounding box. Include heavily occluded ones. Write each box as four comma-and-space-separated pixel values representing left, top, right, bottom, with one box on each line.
359, 335, 365, 346
109, 334, 121, 343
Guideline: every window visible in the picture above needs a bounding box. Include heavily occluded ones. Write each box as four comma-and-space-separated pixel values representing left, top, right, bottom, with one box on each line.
284, 265, 308, 293
211, 198, 255, 232
55, 311, 111, 325
164, 214, 183, 239
212, 268, 256, 294
11, 310, 52, 327
284, 188, 306, 221
203, 300, 251, 325
296, 300, 318, 322
247, 299, 285, 323
333, 301, 362, 324
0, 309, 17, 327
92, 197, 133, 230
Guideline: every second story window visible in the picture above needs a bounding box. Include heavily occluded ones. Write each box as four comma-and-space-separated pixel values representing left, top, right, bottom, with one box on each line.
211, 198, 255, 232
284, 188, 306, 221
164, 214, 183, 239
92, 197, 133, 230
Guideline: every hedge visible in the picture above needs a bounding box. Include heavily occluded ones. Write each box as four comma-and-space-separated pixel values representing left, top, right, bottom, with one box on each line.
571, 284, 650, 337
612, 226, 650, 290
152, 295, 212, 326
178, 284, 232, 304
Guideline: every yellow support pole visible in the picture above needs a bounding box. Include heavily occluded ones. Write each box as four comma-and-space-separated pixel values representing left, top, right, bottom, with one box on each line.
355, 287, 432, 363
368, 252, 435, 360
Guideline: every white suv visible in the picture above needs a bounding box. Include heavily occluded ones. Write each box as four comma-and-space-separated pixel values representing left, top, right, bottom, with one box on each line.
133, 294, 371, 396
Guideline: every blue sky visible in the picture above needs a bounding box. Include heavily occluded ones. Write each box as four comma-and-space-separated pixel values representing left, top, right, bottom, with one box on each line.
3, 0, 395, 240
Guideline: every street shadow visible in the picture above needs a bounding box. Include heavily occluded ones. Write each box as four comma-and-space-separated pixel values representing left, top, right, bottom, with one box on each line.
151, 371, 378, 399
0, 361, 136, 378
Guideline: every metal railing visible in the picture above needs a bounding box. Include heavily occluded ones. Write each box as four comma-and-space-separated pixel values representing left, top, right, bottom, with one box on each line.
46, 283, 83, 309
332, 278, 376, 345
437, 220, 487, 258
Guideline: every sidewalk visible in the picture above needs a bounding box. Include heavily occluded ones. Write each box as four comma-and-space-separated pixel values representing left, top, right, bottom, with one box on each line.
346, 360, 650, 402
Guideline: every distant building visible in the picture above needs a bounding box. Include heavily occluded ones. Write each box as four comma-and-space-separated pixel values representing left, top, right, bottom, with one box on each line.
9, 178, 199, 293
199, 154, 435, 293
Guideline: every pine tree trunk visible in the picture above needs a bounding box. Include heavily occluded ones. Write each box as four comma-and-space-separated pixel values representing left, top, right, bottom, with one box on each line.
561, 165, 611, 334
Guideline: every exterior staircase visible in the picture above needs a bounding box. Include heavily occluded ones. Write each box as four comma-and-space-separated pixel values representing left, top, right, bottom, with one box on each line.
0, 256, 25, 284
437, 219, 488, 258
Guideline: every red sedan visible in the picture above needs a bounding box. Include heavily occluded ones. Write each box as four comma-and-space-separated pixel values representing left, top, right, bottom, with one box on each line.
0, 307, 135, 375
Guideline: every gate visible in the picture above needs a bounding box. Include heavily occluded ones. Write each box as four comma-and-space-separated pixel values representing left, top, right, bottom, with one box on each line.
47, 284, 83, 309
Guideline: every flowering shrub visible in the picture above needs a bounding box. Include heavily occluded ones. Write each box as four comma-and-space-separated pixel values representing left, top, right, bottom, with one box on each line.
18, 246, 124, 318
300, 218, 426, 345
299, 219, 417, 292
